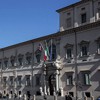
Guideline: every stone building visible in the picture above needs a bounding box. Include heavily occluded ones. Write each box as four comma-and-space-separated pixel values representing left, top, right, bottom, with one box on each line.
0, 0, 100, 99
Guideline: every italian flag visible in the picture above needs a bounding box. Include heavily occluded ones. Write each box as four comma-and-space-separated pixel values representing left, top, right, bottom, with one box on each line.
44, 47, 49, 61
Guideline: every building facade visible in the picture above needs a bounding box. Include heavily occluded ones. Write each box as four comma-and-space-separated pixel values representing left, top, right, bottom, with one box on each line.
0, 0, 100, 99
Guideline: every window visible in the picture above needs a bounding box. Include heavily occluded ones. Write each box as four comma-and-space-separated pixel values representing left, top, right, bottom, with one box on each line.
18, 58, 23, 66
18, 54, 23, 66
79, 40, 89, 57
25, 75, 31, 86
35, 49, 42, 63
66, 48, 72, 59
66, 18, 72, 28
81, 45, 88, 56
49, 44, 56, 61
3, 77, 7, 87
35, 74, 41, 86
81, 13, 87, 23
97, 42, 100, 54
64, 43, 73, 60
96, 37, 100, 54
66, 73, 73, 85
4, 60, 8, 68
10, 59, 15, 66
17, 76, 22, 86
98, 8, 100, 18
83, 72, 91, 85
26, 56, 31, 65
0, 61, 2, 69
9, 76, 14, 86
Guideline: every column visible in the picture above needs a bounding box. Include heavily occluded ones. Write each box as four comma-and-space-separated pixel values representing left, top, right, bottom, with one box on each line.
43, 63, 47, 95
55, 70, 59, 93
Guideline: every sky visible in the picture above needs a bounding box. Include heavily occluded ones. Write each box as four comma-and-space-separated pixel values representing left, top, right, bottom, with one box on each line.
0, 0, 79, 48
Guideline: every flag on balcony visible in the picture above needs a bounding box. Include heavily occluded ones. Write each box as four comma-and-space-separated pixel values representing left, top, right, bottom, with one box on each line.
44, 41, 49, 61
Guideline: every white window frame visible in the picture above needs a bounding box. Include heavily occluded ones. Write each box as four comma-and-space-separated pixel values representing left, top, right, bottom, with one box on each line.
66, 72, 74, 85
25, 75, 31, 86
79, 41, 90, 57
17, 76, 22, 86
81, 13, 87, 24
83, 72, 91, 85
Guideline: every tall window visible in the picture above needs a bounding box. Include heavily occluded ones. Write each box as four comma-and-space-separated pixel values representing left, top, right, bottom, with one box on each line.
81, 13, 87, 23
9, 76, 14, 86
35, 74, 41, 86
66, 73, 73, 85
81, 45, 88, 56
83, 72, 91, 85
49, 44, 56, 61
66, 48, 72, 59
96, 37, 100, 54
26, 52, 32, 64
26, 56, 31, 65
97, 42, 100, 54
64, 43, 73, 60
19, 58, 23, 66
79, 40, 89, 57
35, 49, 42, 63
3, 77, 7, 87
11, 59, 15, 67
4, 60, 8, 68
0, 61, 2, 69
98, 8, 100, 18
66, 17, 72, 28
25, 75, 31, 86
17, 76, 22, 86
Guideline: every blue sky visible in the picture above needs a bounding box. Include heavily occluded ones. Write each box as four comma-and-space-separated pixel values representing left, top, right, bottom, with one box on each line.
0, 0, 79, 48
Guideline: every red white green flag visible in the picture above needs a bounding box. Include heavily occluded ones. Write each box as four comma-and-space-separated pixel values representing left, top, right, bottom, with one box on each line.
44, 41, 49, 61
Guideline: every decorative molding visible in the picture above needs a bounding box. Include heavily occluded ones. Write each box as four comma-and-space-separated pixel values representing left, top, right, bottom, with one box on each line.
79, 40, 90, 45
64, 43, 73, 48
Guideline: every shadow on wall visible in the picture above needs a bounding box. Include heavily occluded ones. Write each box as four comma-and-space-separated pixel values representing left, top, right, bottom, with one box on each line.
60, 72, 74, 91
90, 60, 100, 91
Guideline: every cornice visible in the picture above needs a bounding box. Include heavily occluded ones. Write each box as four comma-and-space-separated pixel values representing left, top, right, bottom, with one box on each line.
0, 21, 100, 51
56, 0, 91, 13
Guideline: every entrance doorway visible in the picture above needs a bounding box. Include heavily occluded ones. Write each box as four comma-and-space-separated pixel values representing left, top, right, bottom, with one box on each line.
48, 74, 56, 95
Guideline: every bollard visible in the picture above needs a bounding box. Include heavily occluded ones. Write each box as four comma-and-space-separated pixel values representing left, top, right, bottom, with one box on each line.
91, 96, 94, 100
54, 95, 57, 100
33, 95, 36, 100
47, 88, 50, 95
40, 87, 44, 96
84, 96, 87, 100
60, 87, 64, 97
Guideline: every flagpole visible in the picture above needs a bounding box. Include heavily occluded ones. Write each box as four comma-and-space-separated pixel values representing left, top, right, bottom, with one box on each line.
74, 29, 78, 100
31, 41, 34, 94
50, 39, 52, 61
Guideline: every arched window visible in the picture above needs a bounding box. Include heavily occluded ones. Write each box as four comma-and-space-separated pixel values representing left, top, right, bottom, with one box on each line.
49, 44, 56, 61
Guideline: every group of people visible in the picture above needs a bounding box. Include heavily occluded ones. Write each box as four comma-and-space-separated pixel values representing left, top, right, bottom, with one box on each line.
0, 92, 31, 100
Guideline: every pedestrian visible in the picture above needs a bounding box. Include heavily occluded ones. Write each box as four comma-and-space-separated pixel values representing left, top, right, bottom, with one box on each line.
65, 92, 72, 100
6, 93, 9, 100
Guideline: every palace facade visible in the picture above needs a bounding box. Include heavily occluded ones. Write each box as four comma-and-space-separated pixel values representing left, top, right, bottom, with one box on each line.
0, 0, 100, 99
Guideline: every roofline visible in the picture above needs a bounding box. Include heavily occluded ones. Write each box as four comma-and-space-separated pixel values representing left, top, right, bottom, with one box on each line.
0, 21, 100, 51
56, 0, 91, 13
